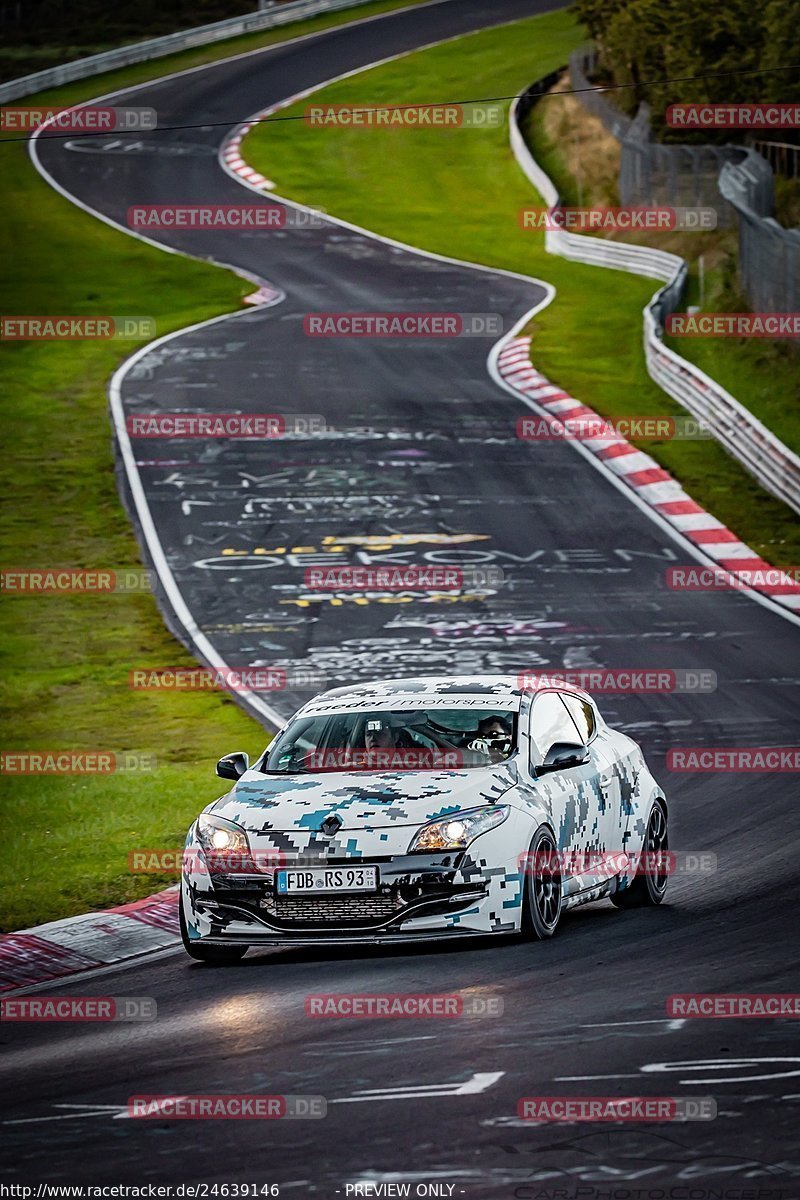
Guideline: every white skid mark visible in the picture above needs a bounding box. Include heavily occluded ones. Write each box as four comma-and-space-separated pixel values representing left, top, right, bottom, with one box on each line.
580, 1018, 686, 1030
332, 1071, 504, 1103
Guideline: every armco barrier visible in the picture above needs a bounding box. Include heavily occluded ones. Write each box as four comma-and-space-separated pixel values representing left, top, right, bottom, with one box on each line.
511, 80, 800, 518
0, 0, 383, 103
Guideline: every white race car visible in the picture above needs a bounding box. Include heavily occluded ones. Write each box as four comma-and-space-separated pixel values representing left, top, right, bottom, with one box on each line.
180, 675, 668, 962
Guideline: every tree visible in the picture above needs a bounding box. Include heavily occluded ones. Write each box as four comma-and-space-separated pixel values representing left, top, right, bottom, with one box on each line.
570, 0, 799, 143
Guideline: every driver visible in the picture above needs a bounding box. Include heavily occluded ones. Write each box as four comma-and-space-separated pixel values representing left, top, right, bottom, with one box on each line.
464, 715, 512, 763
477, 716, 510, 741
359, 716, 416, 768
364, 717, 399, 752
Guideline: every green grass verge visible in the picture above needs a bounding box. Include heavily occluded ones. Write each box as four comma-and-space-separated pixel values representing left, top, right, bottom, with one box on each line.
670, 263, 800, 456
244, 8, 800, 569
0, 137, 265, 932
0, 0, 434, 933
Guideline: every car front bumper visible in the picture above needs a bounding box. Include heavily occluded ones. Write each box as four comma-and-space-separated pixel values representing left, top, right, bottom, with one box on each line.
181, 816, 530, 945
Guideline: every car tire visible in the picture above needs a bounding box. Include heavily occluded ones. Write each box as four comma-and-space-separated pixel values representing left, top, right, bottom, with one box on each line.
179, 892, 248, 964
521, 826, 562, 939
611, 799, 669, 909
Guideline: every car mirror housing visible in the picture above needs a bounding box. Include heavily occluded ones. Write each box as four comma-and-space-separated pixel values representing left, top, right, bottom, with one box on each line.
216, 751, 249, 781
537, 741, 589, 776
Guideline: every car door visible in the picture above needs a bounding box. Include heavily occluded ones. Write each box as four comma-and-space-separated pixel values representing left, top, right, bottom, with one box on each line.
559, 691, 621, 866
528, 690, 617, 897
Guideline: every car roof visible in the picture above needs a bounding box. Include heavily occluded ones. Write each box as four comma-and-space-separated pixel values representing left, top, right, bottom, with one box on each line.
314, 674, 523, 702
298, 674, 593, 714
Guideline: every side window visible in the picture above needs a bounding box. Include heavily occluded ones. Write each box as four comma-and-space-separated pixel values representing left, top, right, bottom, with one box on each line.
561, 694, 596, 744
529, 691, 583, 763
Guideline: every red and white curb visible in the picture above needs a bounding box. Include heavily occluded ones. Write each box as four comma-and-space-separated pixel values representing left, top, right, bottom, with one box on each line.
221, 120, 275, 190
220, 121, 287, 307
498, 336, 800, 613
0, 887, 179, 992
243, 281, 284, 305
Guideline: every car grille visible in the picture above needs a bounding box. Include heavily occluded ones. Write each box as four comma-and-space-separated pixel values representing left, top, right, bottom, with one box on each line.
260, 893, 402, 924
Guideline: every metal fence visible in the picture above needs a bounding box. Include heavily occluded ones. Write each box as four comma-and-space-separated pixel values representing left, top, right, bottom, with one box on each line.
569, 48, 800, 328
567, 48, 633, 142
749, 139, 800, 180
719, 153, 800, 315
619, 112, 746, 228
569, 49, 746, 228
0, 0, 381, 102
509, 83, 800, 517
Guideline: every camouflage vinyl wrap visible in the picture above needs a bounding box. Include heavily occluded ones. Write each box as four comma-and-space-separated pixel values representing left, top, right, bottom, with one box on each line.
181, 675, 664, 945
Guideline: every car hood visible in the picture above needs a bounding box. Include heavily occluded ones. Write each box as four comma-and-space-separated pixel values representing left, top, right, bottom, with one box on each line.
209, 764, 517, 834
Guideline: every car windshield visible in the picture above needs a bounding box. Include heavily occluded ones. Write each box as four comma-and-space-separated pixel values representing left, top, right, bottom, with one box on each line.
261, 708, 517, 773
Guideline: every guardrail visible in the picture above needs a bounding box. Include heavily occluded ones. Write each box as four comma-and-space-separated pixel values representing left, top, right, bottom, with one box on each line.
511, 81, 800, 517
717, 146, 774, 218
0, 0, 380, 103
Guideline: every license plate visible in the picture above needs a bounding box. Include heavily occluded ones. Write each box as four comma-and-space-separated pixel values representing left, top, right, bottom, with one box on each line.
276, 866, 379, 894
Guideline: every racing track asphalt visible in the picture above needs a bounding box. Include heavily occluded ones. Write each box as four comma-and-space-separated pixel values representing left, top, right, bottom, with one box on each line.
4, 0, 800, 1192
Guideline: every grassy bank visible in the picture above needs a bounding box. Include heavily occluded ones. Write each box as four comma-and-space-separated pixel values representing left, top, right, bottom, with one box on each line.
527, 79, 800, 456
0, 134, 264, 931
244, 9, 800, 567
0, 0, 432, 932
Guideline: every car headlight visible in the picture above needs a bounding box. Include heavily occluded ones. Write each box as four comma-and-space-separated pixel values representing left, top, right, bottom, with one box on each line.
196, 813, 250, 856
408, 804, 510, 852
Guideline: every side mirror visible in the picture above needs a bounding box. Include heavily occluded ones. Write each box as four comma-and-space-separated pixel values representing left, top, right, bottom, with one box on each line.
537, 741, 589, 776
216, 751, 249, 781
